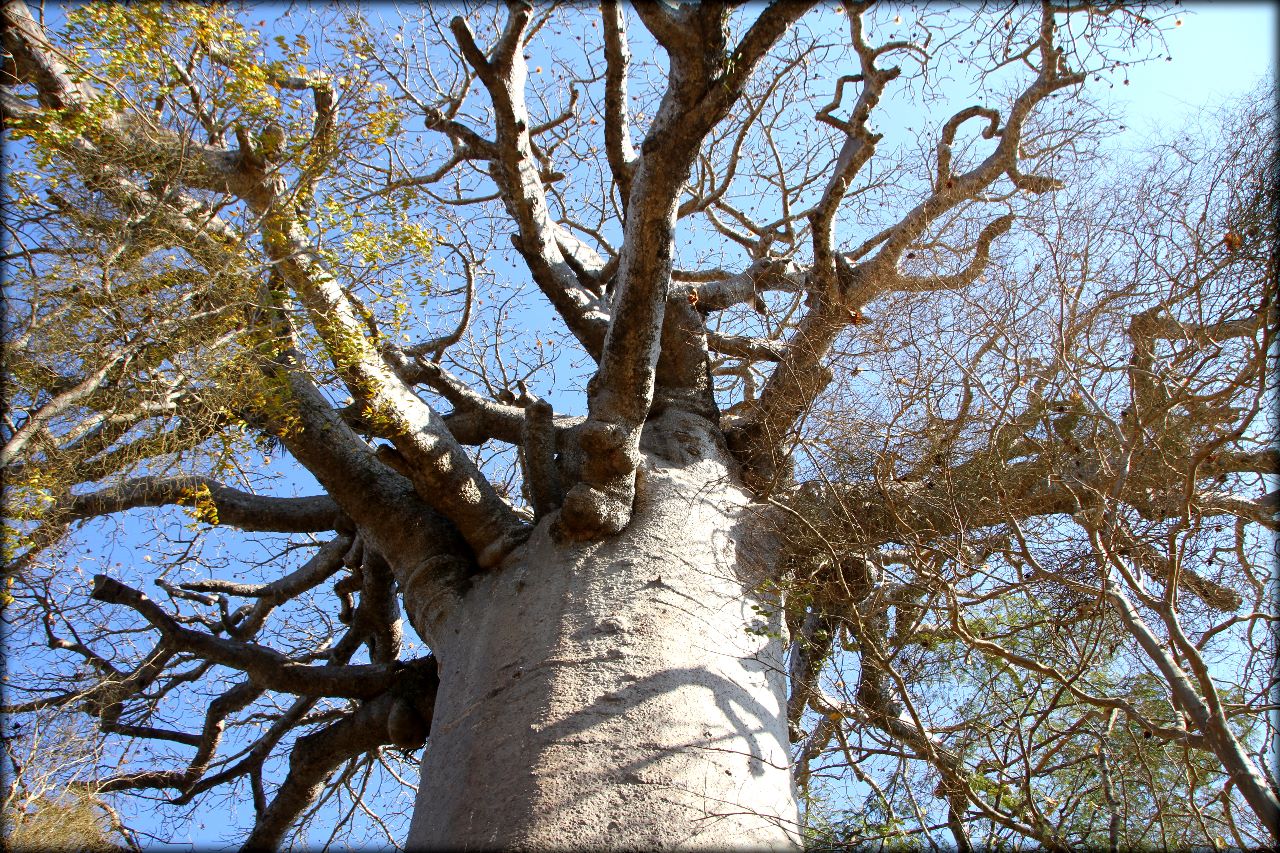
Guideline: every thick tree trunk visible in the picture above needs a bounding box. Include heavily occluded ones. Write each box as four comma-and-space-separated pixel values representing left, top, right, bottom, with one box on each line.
405, 411, 800, 850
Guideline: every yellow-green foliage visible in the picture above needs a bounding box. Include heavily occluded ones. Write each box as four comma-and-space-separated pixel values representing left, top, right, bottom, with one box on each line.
64, 3, 291, 121
177, 483, 220, 526
3, 792, 123, 852
316, 197, 437, 340
2, 716, 125, 851
3, 0, 437, 594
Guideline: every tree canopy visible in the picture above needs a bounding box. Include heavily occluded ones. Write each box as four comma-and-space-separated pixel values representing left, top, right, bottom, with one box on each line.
2, 1, 1276, 849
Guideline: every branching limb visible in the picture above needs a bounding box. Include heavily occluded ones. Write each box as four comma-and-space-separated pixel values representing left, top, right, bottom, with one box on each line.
96, 681, 263, 795
890, 214, 1015, 292
447, 8, 610, 356
392, 357, 576, 449
251, 342, 475, 639
707, 332, 787, 363
3, 0, 489, 603
261, 210, 529, 568
181, 535, 353, 641
2, 0, 278, 208
90, 575, 400, 699
204, 42, 337, 194
240, 658, 439, 851
691, 257, 806, 312
559, 1, 816, 537
1097, 545, 1280, 837
65, 476, 340, 533
725, 3, 924, 491
809, 2, 903, 278
729, 0, 1092, 489
869, 4, 1083, 273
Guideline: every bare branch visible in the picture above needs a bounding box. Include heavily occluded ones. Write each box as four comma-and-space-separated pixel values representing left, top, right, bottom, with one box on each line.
600, 0, 638, 208
66, 476, 340, 533
242, 659, 438, 850
447, 9, 610, 357
90, 575, 400, 699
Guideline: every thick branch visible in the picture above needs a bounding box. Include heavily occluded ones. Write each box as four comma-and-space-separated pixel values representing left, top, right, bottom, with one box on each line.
522, 398, 563, 519
600, 0, 638, 208
1102, 571, 1280, 837
66, 476, 339, 533
447, 11, 610, 357
559, 1, 814, 537
2, 22, 271, 210
263, 212, 529, 568
730, 20, 1087, 498
252, 363, 473, 641
707, 332, 787, 363
691, 258, 806, 312
241, 659, 439, 851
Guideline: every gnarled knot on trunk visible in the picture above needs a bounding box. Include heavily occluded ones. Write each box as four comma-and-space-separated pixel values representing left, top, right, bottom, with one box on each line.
383, 657, 440, 750
555, 480, 633, 539
552, 415, 645, 539
387, 697, 429, 749
397, 554, 474, 640
577, 419, 640, 477
725, 422, 799, 497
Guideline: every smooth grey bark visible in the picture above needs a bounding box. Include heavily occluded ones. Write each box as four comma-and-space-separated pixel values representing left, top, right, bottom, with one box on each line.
405, 411, 801, 850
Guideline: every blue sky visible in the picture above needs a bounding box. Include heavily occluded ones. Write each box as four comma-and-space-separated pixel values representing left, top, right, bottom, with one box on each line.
1113, 2, 1275, 140
1105, 1, 1274, 146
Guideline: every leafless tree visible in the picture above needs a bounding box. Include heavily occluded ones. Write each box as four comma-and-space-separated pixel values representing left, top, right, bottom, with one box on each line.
786, 84, 1278, 850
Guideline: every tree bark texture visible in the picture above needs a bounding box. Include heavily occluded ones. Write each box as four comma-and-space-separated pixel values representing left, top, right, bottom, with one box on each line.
407, 411, 799, 850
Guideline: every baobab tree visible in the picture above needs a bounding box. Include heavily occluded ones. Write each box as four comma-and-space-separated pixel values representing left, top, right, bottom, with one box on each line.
2, 1, 1275, 850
